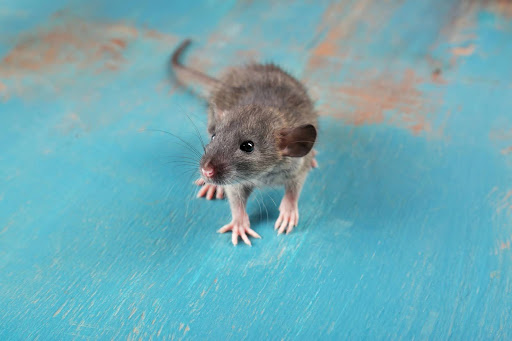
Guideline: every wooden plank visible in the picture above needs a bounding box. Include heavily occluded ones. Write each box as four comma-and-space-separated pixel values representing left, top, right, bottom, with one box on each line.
1, 0, 511, 339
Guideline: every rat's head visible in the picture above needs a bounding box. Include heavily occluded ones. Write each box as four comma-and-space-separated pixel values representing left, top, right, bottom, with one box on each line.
199, 106, 316, 185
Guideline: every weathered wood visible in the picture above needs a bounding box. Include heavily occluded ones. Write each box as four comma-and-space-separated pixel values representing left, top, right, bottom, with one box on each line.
1, 0, 511, 339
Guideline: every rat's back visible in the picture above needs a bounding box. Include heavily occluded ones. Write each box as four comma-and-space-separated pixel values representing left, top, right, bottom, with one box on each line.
211, 64, 317, 128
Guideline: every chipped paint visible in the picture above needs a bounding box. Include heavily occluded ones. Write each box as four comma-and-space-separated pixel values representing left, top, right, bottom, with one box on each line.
312, 69, 438, 135
0, 12, 178, 99
1, 0, 512, 340
488, 0, 512, 18
451, 44, 476, 56
502, 146, 512, 155
501, 240, 511, 250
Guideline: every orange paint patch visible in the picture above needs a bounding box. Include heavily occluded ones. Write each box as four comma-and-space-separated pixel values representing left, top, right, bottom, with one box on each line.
303, 1, 439, 136
306, 1, 369, 69
0, 13, 178, 99
500, 240, 511, 250
143, 29, 173, 42
317, 69, 435, 135
488, 0, 512, 18
451, 44, 476, 56
0, 23, 128, 76
314, 40, 338, 58
501, 146, 512, 155
0, 81, 7, 100
110, 38, 127, 49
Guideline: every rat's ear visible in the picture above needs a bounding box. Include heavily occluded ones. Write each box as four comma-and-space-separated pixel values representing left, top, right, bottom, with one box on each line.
279, 124, 317, 157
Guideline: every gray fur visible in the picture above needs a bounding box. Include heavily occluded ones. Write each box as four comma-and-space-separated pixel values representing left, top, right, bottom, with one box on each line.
171, 40, 318, 227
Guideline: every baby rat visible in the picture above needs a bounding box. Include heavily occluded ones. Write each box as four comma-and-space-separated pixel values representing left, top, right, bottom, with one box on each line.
171, 39, 318, 245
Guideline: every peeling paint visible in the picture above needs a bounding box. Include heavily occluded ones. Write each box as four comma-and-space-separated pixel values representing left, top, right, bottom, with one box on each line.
312, 69, 438, 135
0, 13, 178, 99
500, 240, 511, 250
451, 44, 476, 56
487, 0, 512, 18
501, 146, 512, 155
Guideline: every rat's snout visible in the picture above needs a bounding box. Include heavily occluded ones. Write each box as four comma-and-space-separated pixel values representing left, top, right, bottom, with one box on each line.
201, 163, 215, 178
200, 157, 229, 184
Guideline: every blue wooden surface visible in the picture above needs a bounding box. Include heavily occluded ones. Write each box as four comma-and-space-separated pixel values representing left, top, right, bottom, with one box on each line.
1, 0, 512, 339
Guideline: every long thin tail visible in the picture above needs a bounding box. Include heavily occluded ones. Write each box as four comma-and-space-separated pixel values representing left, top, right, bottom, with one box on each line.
171, 39, 220, 96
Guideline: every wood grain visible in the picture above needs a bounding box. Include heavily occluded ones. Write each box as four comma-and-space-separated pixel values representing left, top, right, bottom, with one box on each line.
0, 0, 511, 339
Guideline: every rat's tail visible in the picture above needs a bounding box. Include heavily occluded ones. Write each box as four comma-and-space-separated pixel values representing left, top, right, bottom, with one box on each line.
171, 39, 220, 96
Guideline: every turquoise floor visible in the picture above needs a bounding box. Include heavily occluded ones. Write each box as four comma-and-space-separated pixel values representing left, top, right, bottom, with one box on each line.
1, 0, 512, 339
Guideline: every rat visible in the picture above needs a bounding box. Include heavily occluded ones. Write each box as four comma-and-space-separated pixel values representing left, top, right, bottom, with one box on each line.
171, 39, 318, 246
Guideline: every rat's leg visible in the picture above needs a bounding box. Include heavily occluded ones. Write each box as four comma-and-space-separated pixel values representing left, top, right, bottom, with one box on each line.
195, 179, 224, 200
217, 184, 260, 246
275, 172, 307, 235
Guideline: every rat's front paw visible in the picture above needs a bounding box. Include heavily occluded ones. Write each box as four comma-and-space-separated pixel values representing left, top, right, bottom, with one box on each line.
218, 216, 261, 246
195, 178, 224, 200
275, 198, 299, 235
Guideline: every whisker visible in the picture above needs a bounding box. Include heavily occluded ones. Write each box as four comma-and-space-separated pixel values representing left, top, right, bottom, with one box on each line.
183, 112, 206, 152
256, 189, 270, 223
164, 161, 198, 167
165, 155, 200, 163
143, 128, 202, 158
253, 190, 263, 222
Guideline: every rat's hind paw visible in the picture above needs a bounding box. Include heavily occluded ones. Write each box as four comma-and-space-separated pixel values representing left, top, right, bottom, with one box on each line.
275, 197, 299, 235
218, 219, 261, 246
195, 179, 224, 200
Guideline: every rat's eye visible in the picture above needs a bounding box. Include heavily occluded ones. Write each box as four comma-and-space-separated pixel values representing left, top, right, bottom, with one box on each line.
211, 134, 216, 141
240, 141, 254, 153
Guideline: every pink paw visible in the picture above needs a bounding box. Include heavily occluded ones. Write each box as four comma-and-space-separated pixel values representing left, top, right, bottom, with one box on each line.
275, 200, 299, 235
218, 216, 261, 246
195, 178, 224, 200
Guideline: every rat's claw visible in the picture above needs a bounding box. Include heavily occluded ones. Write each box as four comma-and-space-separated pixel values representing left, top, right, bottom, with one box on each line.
277, 212, 290, 235
232, 227, 239, 245
195, 179, 224, 200
239, 228, 251, 246
218, 220, 259, 246
216, 186, 224, 199
217, 223, 232, 234
276, 210, 298, 235
246, 228, 261, 239
197, 184, 209, 198
206, 185, 216, 200
275, 196, 299, 235
286, 209, 299, 234
274, 216, 282, 230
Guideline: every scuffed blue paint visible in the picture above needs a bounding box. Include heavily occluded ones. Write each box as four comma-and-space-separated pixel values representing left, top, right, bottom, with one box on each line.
1, 0, 511, 340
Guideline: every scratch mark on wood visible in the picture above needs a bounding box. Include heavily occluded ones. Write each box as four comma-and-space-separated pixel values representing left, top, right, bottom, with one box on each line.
53, 301, 67, 317
129, 308, 137, 319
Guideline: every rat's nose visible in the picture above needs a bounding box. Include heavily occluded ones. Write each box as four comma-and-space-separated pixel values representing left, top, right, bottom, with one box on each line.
201, 165, 215, 178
